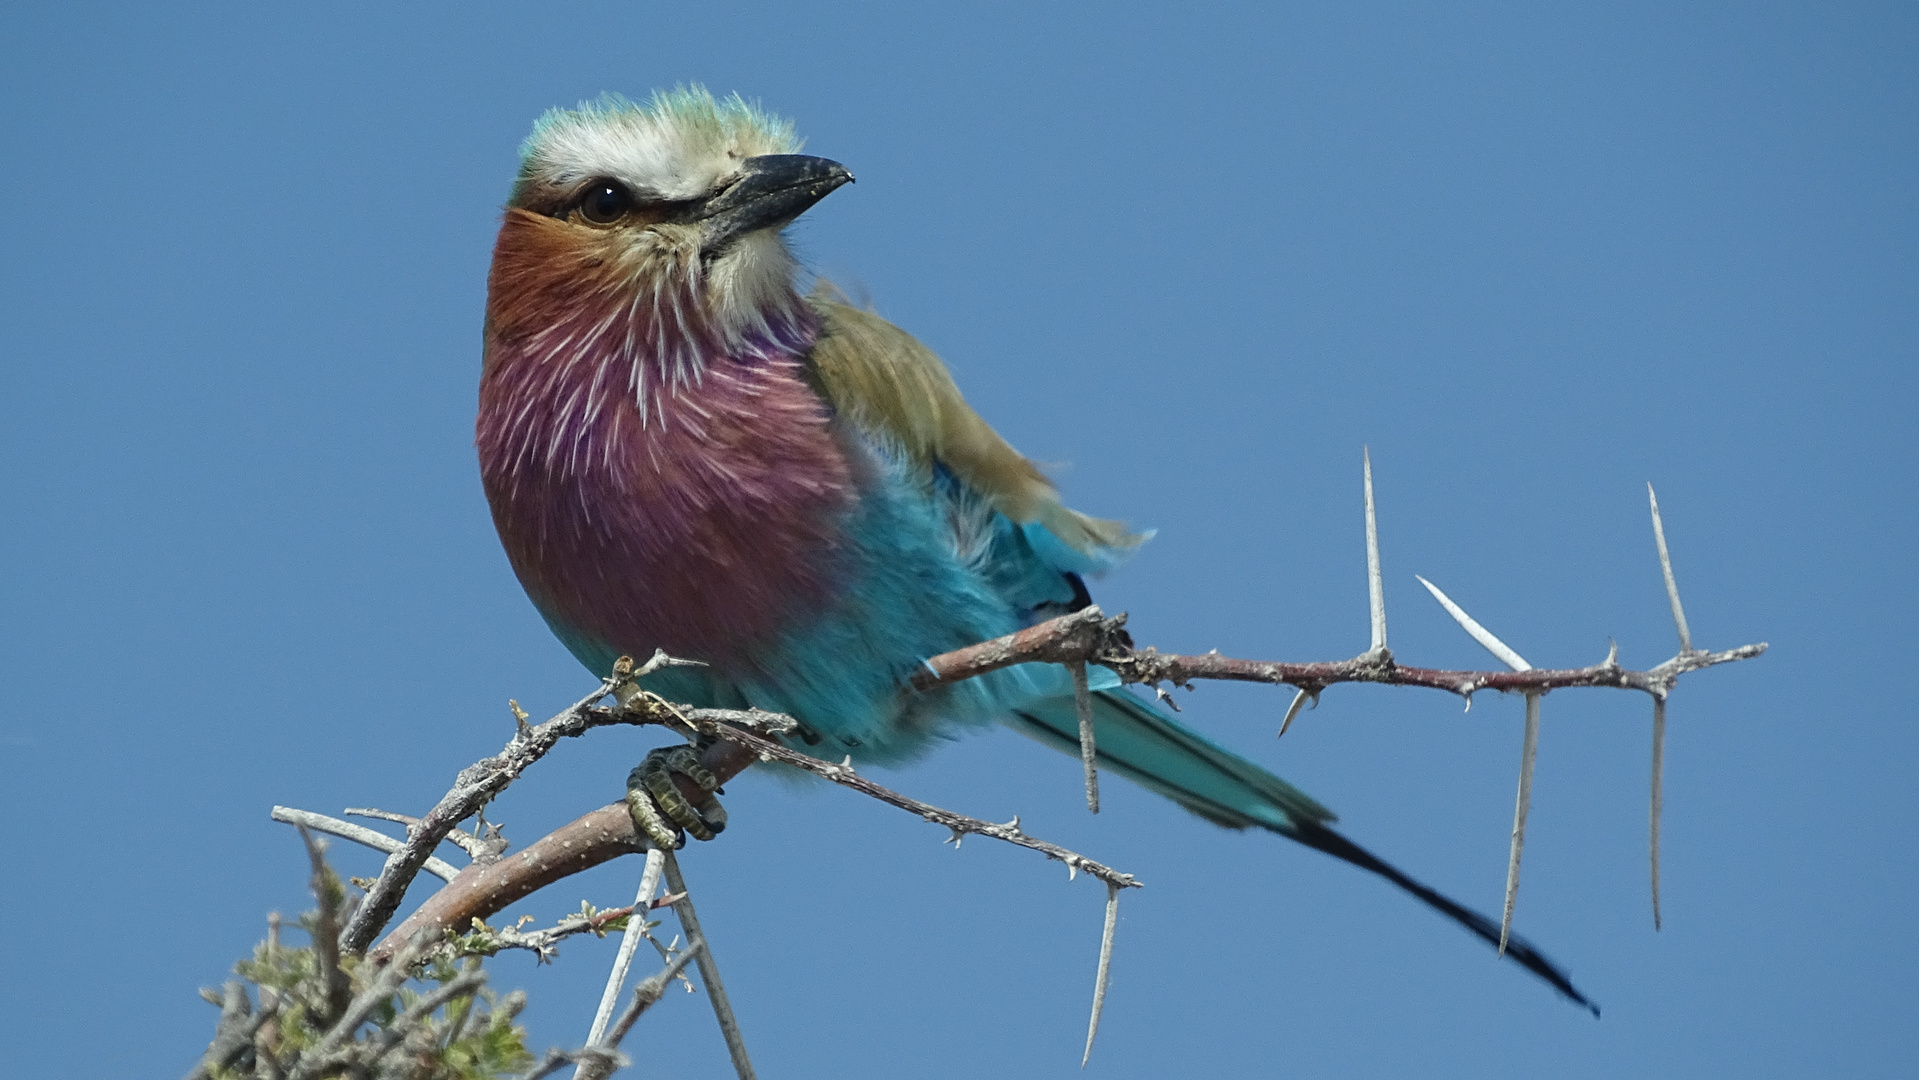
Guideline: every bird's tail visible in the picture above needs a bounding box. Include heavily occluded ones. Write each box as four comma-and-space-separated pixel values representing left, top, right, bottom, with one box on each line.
1007, 687, 1598, 1016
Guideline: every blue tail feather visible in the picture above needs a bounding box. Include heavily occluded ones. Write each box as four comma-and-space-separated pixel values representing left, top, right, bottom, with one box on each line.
1007, 687, 1598, 1016
1008, 687, 1334, 831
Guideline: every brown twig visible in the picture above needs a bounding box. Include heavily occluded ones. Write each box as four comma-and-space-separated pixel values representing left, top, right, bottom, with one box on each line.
675, 711, 1143, 891
915, 605, 1765, 704
371, 803, 645, 964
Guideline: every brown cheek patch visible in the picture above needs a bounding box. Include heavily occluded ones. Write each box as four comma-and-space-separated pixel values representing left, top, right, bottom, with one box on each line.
486, 211, 632, 346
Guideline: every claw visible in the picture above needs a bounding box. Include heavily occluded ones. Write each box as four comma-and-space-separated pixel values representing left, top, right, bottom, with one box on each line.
626, 744, 728, 848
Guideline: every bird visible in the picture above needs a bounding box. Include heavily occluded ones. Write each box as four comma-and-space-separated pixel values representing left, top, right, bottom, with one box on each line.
476, 87, 1594, 1013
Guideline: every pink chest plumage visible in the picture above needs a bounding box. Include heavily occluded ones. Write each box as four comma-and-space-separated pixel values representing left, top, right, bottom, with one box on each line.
477, 212, 855, 670
478, 343, 855, 669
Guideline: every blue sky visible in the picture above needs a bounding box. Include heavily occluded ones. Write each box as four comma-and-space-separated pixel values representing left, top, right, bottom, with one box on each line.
2, 3, 1913, 1077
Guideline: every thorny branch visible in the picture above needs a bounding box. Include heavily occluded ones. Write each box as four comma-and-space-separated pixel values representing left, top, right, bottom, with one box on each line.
287, 463, 1762, 1072
356, 600, 1761, 962
914, 604, 1766, 706
335, 647, 787, 957
679, 711, 1143, 890
448, 902, 662, 964
360, 690, 1137, 963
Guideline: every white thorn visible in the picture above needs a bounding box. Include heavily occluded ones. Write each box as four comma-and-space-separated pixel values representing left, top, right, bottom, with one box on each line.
1650, 696, 1666, 932
1415, 575, 1532, 671
1648, 484, 1694, 653
1070, 660, 1100, 814
1082, 882, 1120, 1068
1277, 687, 1311, 739
1500, 694, 1541, 956
1364, 447, 1387, 653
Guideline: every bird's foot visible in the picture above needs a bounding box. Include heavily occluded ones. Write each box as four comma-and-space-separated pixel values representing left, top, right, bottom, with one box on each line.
626, 743, 727, 849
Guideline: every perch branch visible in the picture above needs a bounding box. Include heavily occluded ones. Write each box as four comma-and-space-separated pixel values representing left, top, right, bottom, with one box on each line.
336, 653, 770, 956
371, 699, 1138, 960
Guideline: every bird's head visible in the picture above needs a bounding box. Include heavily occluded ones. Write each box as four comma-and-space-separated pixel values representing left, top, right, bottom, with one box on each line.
488, 88, 852, 387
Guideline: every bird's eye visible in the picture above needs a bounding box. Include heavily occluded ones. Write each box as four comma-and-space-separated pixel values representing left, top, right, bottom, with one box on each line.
577, 181, 632, 225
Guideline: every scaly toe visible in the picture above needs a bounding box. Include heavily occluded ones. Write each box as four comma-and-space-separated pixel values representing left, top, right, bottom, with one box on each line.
626, 744, 728, 847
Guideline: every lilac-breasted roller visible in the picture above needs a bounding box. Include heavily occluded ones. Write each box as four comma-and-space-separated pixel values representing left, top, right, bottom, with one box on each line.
476, 89, 1593, 1011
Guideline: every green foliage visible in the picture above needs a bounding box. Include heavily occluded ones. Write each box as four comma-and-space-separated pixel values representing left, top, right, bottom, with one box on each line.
189, 848, 534, 1080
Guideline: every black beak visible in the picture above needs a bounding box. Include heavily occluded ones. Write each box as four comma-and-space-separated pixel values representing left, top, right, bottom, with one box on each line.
694, 154, 853, 251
